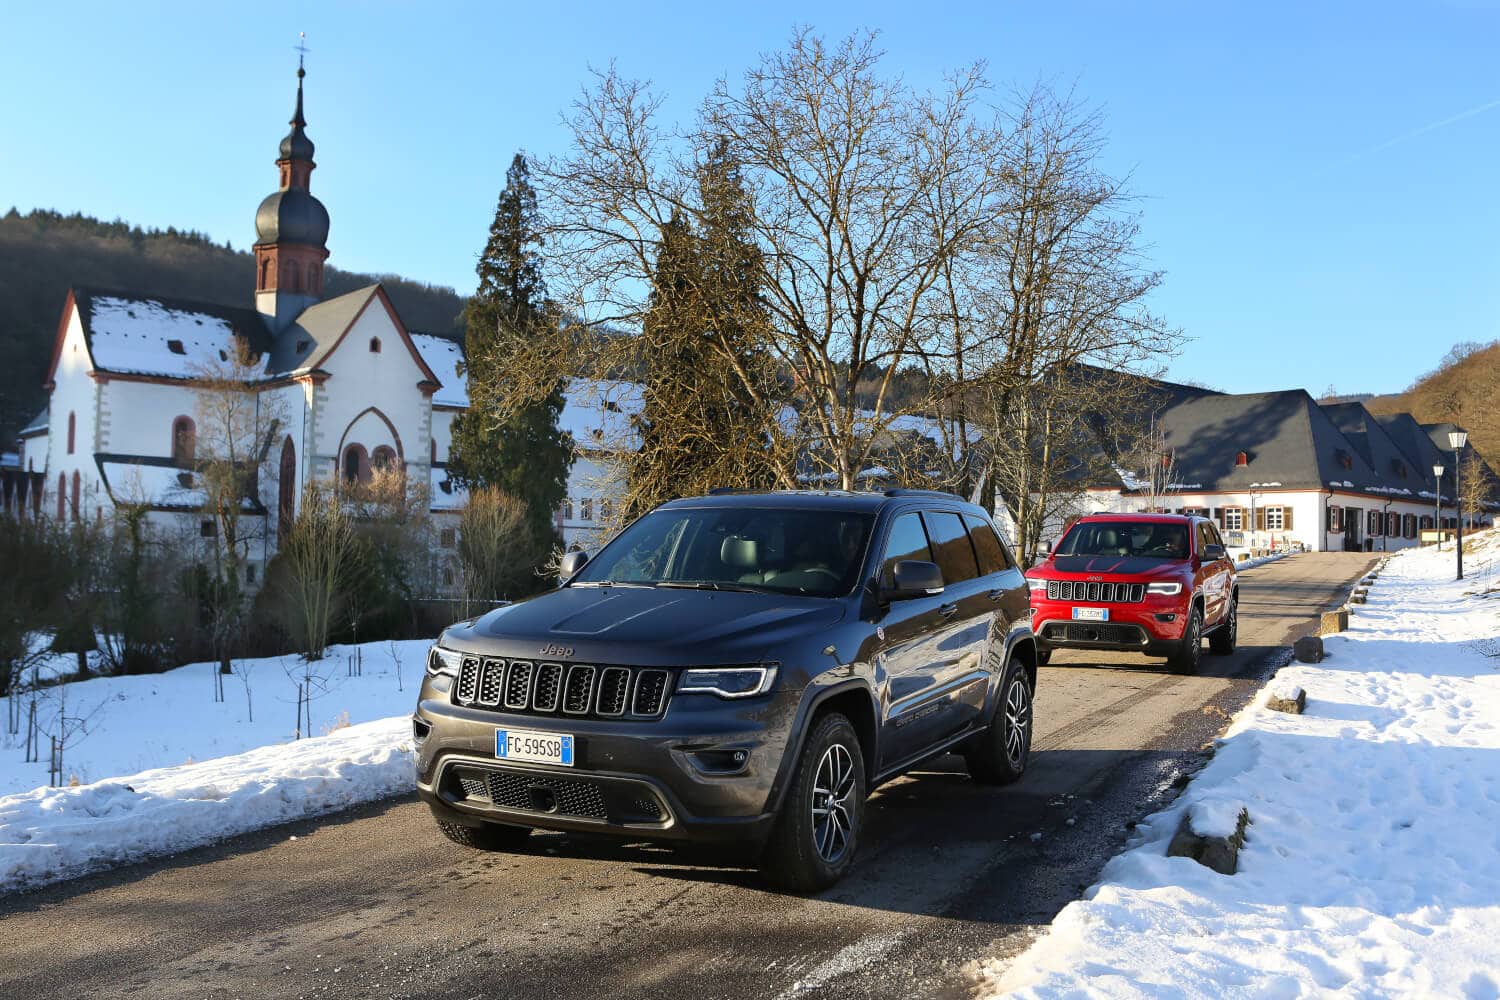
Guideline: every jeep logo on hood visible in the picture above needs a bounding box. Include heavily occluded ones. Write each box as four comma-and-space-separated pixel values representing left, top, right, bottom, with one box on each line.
540, 643, 574, 659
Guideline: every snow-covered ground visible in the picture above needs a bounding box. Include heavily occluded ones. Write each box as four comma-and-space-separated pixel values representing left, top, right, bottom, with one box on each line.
982, 531, 1500, 998
0, 640, 429, 892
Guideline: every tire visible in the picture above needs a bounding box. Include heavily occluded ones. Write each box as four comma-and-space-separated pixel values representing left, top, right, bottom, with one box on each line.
761, 713, 866, 893
436, 818, 532, 851
1167, 604, 1203, 675
1036, 648, 1053, 666
1209, 594, 1237, 655
965, 654, 1035, 785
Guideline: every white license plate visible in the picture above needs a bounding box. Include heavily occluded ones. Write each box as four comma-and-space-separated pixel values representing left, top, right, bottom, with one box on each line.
1072, 607, 1109, 622
495, 728, 575, 767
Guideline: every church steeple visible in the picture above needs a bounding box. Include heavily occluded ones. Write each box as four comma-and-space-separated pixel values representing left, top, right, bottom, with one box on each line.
254, 52, 330, 333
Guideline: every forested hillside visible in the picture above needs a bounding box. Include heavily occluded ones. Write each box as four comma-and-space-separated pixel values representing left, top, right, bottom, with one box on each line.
1366, 340, 1500, 464
0, 209, 466, 441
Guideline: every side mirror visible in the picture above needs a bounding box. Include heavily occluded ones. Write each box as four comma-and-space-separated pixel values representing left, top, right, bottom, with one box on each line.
1202, 544, 1226, 562
1042, 539, 1054, 555
559, 550, 589, 581
886, 559, 944, 600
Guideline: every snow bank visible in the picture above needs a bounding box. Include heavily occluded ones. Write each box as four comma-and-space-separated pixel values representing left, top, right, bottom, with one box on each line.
0, 717, 414, 892
982, 530, 1500, 998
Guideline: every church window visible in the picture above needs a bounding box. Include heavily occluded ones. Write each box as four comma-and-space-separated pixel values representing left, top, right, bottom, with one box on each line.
342, 444, 371, 485
71, 472, 80, 522
372, 445, 398, 472
430, 438, 437, 464
370, 337, 382, 354
581, 497, 594, 521
201, 519, 217, 538
171, 417, 196, 466
56, 473, 65, 520
440, 528, 456, 548
260, 258, 271, 288
67, 412, 76, 454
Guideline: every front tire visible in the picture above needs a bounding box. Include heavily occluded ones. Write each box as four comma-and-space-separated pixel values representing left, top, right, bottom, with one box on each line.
965, 654, 1034, 785
761, 713, 865, 893
436, 818, 532, 851
1167, 604, 1203, 674
1209, 595, 1238, 655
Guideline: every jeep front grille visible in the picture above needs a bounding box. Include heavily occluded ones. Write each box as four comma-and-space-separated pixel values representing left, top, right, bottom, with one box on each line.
1046, 580, 1146, 603
453, 658, 672, 720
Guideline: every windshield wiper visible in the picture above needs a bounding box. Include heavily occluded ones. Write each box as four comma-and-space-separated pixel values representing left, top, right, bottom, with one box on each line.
570, 580, 657, 589
656, 580, 767, 593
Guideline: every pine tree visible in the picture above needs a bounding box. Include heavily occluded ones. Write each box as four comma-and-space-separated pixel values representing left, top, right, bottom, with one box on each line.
627, 143, 784, 517
449, 154, 573, 596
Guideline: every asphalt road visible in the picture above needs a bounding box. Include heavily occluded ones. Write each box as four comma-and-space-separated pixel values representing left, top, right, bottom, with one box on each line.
0, 552, 1378, 1000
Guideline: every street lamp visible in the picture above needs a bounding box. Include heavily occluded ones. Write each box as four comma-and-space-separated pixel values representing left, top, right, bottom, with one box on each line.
1450, 430, 1468, 580
1432, 463, 1445, 551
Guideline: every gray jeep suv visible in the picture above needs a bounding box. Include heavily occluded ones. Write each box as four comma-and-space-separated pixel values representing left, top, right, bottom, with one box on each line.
414, 489, 1036, 890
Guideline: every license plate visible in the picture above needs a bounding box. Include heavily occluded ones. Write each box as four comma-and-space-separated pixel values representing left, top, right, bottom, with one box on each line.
495, 728, 574, 767
1072, 607, 1109, 622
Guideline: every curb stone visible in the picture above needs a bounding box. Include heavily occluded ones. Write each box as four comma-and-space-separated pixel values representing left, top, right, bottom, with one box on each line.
1167, 807, 1250, 875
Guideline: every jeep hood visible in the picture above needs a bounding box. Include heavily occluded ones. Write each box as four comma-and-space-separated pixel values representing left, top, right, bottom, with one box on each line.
1042, 555, 1186, 577
446, 586, 846, 664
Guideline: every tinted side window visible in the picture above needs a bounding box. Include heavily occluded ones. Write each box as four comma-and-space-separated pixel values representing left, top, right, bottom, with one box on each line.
963, 513, 1011, 574
1196, 522, 1213, 555
923, 511, 980, 584
881, 512, 933, 586
1207, 523, 1226, 549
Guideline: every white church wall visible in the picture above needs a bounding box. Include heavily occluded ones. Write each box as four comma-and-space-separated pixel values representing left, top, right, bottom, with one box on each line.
100, 379, 202, 457
46, 305, 103, 520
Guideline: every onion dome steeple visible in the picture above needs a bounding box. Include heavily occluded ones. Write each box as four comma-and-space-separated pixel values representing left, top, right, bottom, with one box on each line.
254, 50, 331, 332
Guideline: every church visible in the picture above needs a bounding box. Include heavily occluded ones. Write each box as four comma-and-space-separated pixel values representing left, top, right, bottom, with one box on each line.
7, 63, 495, 586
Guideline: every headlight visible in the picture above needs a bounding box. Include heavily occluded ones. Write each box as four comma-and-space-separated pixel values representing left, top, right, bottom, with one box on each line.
1146, 582, 1183, 596
1027, 579, 1047, 592
678, 666, 778, 699
427, 645, 463, 677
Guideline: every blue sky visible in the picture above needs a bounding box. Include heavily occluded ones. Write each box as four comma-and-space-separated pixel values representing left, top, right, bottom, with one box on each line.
2, 1, 1497, 395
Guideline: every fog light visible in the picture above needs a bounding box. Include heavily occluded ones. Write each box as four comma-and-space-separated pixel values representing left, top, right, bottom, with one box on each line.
1155, 613, 1177, 623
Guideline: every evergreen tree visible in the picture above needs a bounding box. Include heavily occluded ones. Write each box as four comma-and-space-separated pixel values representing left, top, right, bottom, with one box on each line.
627, 143, 784, 517
449, 154, 573, 596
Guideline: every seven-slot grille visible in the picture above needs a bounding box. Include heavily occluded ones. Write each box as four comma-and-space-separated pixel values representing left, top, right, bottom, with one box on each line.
1045, 580, 1146, 603
453, 657, 671, 719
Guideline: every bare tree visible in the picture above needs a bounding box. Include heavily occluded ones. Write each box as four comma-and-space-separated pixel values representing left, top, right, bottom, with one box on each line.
192, 344, 286, 688
279, 480, 358, 661
457, 487, 533, 613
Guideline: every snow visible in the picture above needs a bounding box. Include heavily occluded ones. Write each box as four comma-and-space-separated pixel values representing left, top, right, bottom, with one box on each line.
96, 460, 259, 510
410, 333, 468, 407
562, 378, 644, 451
429, 466, 468, 511
0, 640, 432, 891
87, 296, 244, 378
981, 529, 1500, 998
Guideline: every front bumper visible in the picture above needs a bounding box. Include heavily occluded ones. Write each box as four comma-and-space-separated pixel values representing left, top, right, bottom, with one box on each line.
413, 677, 799, 845
1030, 595, 1189, 654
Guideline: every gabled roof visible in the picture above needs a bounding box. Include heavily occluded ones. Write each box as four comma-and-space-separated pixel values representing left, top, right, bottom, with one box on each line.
19, 408, 48, 437
266, 284, 441, 385
1152, 389, 1389, 494
1376, 413, 1457, 497
62, 287, 271, 380
93, 453, 265, 513
1320, 402, 1426, 490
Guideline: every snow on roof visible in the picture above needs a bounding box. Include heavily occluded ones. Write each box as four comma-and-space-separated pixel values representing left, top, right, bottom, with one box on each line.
562, 379, 643, 451
429, 466, 468, 511
411, 334, 468, 407
87, 296, 253, 378
1, 453, 18, 470
97, 460, 259, 512
19, 409, 48, 436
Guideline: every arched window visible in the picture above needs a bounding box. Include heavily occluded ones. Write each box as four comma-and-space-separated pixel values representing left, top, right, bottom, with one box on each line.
371, 445, 398, 471
171, 416, 196, 466
259, 258, 271, 288
56, 473, 65, 520
430, 437, 437, 464
71, 472, 80, 522
278, 437, 296, 541
67, 412, 76, 454
369, 337, 382, 353
342, 444, 371, 485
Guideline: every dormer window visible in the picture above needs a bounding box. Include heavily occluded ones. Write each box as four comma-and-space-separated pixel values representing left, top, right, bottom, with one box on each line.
369, 337, 382, 353
1335, 449, 1352, 470
296, 339, 311, 353
167, 339, 186, 355
171, 416, 196, 466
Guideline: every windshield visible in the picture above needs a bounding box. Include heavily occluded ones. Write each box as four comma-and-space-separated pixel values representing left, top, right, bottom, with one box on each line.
572, 506, 875, 597
1056, 521, 1190, 561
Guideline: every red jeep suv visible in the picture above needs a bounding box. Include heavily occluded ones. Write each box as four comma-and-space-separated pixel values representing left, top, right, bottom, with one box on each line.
1024, 513, 1237, 674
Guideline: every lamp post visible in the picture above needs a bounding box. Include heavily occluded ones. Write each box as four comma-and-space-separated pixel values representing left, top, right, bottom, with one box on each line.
1450, 430, 1468, 580
1432, 464, 1445, 551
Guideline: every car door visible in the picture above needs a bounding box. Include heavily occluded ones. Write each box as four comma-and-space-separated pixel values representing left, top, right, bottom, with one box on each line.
964, 512, 1030, 672
1196, 520, 1229, 624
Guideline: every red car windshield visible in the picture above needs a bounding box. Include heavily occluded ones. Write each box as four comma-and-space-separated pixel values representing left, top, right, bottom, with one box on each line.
1057, 521, 1190, 561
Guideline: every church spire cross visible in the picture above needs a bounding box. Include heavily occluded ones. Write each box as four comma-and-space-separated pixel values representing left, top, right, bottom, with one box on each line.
291, 34, 309, 127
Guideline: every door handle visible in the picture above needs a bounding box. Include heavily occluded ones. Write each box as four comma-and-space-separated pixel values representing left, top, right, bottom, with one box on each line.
939, 602, 959, 618
987, 589, 1005, 602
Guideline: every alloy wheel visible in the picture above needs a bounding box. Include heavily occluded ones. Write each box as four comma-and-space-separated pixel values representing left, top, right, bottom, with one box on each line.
1004, 675, 1032, 768
811, 743, 857, 863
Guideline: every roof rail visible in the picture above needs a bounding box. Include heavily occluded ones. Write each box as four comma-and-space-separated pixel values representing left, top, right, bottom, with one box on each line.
882, 488, 964, 501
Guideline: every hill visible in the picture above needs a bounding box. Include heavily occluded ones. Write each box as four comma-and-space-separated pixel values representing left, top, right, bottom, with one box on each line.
0, 208, 467, 442
1365, 340, 1500, 464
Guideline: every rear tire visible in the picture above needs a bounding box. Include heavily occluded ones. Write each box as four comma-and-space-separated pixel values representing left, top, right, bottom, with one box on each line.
1209, 595, 1238, 655
436, 818, 532, 851
965, 655, 1034, 785
761, 713, 865, 893
1166, 605, 1203, 675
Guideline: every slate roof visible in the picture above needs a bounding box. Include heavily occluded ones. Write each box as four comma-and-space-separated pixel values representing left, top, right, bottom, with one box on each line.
261, 284, 382, 375
1320, 402, 1428, 492
1377, 413, 1459, 499
411, 333, 467, 407
19, 408, 48, 437
72, 287, 272, 379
